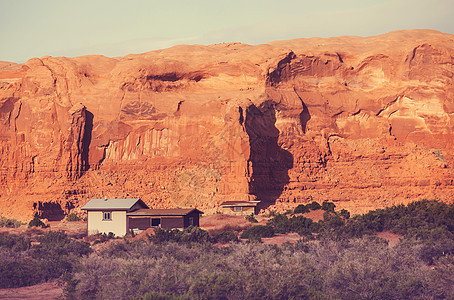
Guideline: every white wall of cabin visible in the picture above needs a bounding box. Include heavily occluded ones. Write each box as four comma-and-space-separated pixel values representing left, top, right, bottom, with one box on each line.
87, 211, 127, 237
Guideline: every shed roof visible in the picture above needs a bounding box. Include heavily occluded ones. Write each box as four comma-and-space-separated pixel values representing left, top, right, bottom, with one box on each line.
220, 201, 260, 207
81, 198, 147, 211
127, 208, 203, 216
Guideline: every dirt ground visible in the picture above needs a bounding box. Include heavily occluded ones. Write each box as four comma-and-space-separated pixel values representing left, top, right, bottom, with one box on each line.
376, 231, 403, 247
0, 281, 63, 300
0, 220, 87, 238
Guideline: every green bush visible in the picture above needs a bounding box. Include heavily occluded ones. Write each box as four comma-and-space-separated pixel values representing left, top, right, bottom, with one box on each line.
151, 228, 183, 243
266, 214, 315, 236
151, 226, 211, 244
339, 209, 350, 219
33, 230, 92, 257
267, 214, 291, 234
65, 235, 452, 299
136, 292, 183, 300
240, 225, 274, 240
213, 231, 238, 244
28, 216, 46, 228
321, 201, 336, 212
0, 233, 31, 251
245, 213, 258, 223
0, 217, 25, 228
66, 213, 81, 222
0, 230, 91, 289
181, 226, 211, 244
306, 201, 321, 211
294, 204, 310, 214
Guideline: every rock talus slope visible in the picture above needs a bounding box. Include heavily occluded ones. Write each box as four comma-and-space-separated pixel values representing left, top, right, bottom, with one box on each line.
1, 30, 453, 220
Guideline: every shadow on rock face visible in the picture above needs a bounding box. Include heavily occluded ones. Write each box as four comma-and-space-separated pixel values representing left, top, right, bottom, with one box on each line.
33, 201, 65, 221
245, 101, 293, 210
81, 110, 94, 173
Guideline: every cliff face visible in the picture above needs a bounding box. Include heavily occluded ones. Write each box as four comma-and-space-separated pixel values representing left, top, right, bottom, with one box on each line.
1, 30, 453, 220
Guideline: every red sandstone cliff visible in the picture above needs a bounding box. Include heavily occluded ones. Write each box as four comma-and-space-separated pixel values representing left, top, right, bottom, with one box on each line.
1, 30, 453, 220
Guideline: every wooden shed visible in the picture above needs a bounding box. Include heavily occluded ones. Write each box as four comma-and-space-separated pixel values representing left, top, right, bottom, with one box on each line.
127, 208, 203, 231
220, 200, 261, 215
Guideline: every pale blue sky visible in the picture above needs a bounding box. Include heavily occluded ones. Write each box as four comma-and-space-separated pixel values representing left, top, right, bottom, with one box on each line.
1, 0, 453, 63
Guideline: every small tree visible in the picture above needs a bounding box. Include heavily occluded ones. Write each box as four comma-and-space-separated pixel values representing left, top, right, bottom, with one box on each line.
339, 209, 350, 219
322, 201, 336, 212
245, 213, 258, 223
66, 213, 81, 222
214, 231, 239, 244
294, 204, 310, 214
306, 201, 321, 211
28, 216, 46, 228
240, 225, 275, 240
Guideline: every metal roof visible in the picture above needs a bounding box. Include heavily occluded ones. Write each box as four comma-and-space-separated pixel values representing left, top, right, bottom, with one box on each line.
220, 201, 260, 207
127, 208, 203, 216
81, 198, 146, 210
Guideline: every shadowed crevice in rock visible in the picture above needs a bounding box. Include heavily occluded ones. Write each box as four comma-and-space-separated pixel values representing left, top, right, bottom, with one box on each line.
81, 110, 93, 173
33, 202, 65, 221
245, 101, 293, 210
299, 101, 311, 134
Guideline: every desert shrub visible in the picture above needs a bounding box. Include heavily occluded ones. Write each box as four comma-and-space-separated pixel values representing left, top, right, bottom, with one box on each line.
213, 231, 238, 244
206, 223, 252, 237
293, 204, 310, 214
306, 201, 321, 210
267, 214, 291, 234
339, 209, 350, 219
150, 227, 211, 244
267, 214, 316, 236
66, 213, 81, 222
64, 230, 454, 299
0, 216, 24, 228
340, 220, 371, 238
33, 231, 91, 258
91, 232, 117, 245
319, 237, 429, 299
322, 212, 344, 227
426, 255, 454, 299
136, 292, 184, 300
181, 226, 211, 244
151, 228, 183, 243
321, 201, 336, 212
28, 216, 46, 228
245, 213, 258, 223
240, 225, 274, 240
290, 216, 316, 236
0, 233, 31, 251
0, 231, 91, 289
0, 255, 45, 288
65, 242, 327, 299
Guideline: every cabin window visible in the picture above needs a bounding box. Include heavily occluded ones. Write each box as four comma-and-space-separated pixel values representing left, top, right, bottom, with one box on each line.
189, 217, 194, 226
151, 218, 161, 227
234, 206, 243, 212
103, 212, 112, 221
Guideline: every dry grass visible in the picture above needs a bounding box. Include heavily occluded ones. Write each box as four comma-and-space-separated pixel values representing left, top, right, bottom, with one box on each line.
200, 214, 258, 236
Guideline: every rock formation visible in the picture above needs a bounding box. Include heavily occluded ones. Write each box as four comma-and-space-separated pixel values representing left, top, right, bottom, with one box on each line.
0, 29, 453, 220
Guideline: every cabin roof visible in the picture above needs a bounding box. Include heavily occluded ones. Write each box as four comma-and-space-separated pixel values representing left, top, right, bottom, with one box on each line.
81, 198, 148, 211
220, 201, 260, 207
127, 208, 203, 216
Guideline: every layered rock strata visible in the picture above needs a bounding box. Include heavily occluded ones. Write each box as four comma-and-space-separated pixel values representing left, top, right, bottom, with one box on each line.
0, 30, 453, 220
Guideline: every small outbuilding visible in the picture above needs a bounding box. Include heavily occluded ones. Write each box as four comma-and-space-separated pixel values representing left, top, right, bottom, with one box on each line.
127, 208, 203, 232
220, 200, 261, 215
81, 198, 203, 236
